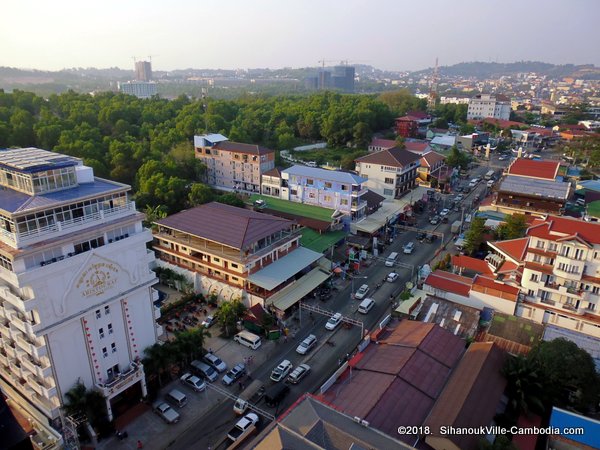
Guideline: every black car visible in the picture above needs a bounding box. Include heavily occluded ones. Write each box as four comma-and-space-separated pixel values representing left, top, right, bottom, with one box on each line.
425, 234, 438, 243
416, 232, 426, 242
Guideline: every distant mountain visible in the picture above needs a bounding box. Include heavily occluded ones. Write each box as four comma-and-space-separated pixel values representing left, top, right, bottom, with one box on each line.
412, 61, 600, 79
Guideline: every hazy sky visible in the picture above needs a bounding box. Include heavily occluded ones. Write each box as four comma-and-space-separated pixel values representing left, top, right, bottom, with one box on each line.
2, 0, 599, 72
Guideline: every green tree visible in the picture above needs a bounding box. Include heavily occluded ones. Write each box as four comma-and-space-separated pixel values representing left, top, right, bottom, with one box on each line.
477, 435, 518, 450
143, 342, 175, 388
527, 338, 600, 412
495, 214, 528, 240
502, 355, 545, 417
216, 193, 245, 208
445, 146, 470, 170
64, 382, 109, 432
172, 327, 209, 367
188, 183, 215, 206
464, 216, 486, 255
143, 204, 168, 229
215, 298, 247, 336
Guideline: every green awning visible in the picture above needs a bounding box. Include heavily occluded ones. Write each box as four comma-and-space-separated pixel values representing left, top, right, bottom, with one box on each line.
268, 267, 331, 311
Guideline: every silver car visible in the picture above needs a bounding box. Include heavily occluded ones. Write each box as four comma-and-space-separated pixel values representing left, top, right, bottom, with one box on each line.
153, 401, 180, 424
296, 334, 317, 355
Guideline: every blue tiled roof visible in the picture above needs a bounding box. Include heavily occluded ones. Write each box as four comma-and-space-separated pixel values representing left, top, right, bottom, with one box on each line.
0, 179, 126, 214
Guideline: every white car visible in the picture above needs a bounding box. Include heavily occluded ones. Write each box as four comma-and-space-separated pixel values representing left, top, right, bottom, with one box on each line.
325, 313, 343, 331
227, 413, 259, 442
440, 208, 450, 217
270, 360, 293, 382
296, 334, 317, 355
455, 194, 464, 202
180, 373, 206, 392
202, 315, 216, 328
403, 242, 415, 254
153, 401, 180, 424
288, 364, 311, 384
354, 284, 369, 300
203, 352, 227, 373
386, 272, 399, 282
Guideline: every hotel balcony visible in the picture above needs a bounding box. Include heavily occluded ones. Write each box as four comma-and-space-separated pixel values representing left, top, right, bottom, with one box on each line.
350, 200, 367, 212
27, 374, 57, 399
350, 186, 368, 197
553, 267, 583, 281
95, 362, 144, 399
20, 355, 52, 380
0, 285, 32, 312
0, 201, 136, 247
15, 334, 47, 359
561, 303, 585, 315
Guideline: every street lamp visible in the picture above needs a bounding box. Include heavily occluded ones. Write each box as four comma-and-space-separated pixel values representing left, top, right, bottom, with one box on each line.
350, 275, 368, 299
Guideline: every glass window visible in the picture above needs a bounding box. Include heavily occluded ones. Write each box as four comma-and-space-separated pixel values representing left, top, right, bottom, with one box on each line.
95, 310, 101, 319
104, 305, 110, 315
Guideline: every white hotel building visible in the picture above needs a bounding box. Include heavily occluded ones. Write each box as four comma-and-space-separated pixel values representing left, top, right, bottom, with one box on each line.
0, 148, 159, 444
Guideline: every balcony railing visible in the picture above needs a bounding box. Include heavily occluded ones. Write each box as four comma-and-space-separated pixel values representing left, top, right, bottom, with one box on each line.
95, 362, 144, 398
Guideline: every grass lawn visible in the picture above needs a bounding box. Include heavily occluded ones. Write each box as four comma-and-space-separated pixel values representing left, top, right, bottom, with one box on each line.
249, 194, 335, 222
288, 147, 367, 166
300, 228, 347, 253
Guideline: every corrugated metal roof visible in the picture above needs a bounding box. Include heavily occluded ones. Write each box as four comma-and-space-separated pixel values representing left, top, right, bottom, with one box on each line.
282, 165, 366, 185
156, 202, 292, 250
0, 147, 78, 172
267, 266, 331, 311
499, 175, 570, 199
247, 247, 324, 290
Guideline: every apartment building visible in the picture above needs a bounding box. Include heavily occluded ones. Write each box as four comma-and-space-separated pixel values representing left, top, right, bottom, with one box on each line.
488, 216, 600, 338
118, 81, 158, 99
0, 148, 159, 444
354, 147, 420, 199
467, 94, 511, 121
152, 202, 329, 314
276, 165, 367, 221
194, 134, 275, 193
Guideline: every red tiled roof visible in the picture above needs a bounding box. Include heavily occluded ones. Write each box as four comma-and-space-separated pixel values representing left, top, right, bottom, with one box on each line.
406, 110, 430, 120
489, 237, 529, 262
420, 151, 445, 168
473, 275, 520, 297
404, 141, 431, 154
424, 270, 472, 297
452, 255, 493, 276
262, 167, 282, 177
471, 118, 526, 129
524, 127, 553, 137
507, 158, 560, 180
369, 138, 396, 149
527, 215, 600, 245
213, 140, 273, 155
497, 260, 519, 273
355, 146, 421, 168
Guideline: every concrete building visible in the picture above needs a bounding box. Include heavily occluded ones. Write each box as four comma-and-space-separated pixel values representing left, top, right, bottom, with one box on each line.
467, 94, 511, 121
194, 134, 275, 193
275, 165, 367, 221
355, 147, 421, 199
0, 148, 159, 443
118, 81, 157, 99
152, 202, 330, 315
134, 60, 152, 82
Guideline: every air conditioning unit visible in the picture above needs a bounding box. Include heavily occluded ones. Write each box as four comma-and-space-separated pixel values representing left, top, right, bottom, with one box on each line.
353, 416, 361, 423
360, 420, 369, 427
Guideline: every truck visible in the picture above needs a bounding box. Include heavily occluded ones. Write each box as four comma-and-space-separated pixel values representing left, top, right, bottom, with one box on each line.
233, 380, 265, 415
451, 220, 462, 234
227, 413, 259, 443
484, 170, 495, 181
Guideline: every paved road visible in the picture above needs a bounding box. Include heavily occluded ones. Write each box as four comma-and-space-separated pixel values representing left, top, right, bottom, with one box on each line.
167, 162, 502, 449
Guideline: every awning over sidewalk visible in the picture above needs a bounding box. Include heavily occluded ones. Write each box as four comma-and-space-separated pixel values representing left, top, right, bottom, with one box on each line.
247, 246, 323, 291
267, 266, 331, 311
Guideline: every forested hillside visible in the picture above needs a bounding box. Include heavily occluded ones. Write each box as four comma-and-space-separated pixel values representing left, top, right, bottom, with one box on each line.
0, 89, 425, 213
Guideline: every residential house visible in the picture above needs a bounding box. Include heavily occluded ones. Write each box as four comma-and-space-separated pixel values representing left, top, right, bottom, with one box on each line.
404, 140, 432, 156
418, 151, 446, 186
394, 116, 419, 138
456, 132, 489, 152
194, 134, 275, 193
260, 167, 282, 198
152, 202, 330, 315
368, 138, 396, 153
354, 147, 421, 199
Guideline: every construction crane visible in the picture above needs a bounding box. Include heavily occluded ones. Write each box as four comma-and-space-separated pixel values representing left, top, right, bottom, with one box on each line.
339, 60, 368, 66
427, 57, 439, 111
317, 59, 338, 70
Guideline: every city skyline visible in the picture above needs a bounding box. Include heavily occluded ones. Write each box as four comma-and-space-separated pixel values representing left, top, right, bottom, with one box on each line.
2, 0, 599, 72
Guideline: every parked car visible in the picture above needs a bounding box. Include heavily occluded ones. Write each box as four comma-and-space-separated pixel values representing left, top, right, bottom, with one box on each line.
325, 312, 343, 331
180, 373, 206, 392
203, 352, 227, 373
403, 242, 415, 254
153, 401, 180, 424
288, 364, 311, 384
354, 284, 369, 300
386, 272, 399, 282
425, 234, 438, 243
202, 315, 216, 328
296, 334, 317, 355
227, 413, 259, 442
416, 232, 426, 242
440, 208, 450, 217
270, 360, 293, 382
222, 363, 246, 386
455, 194, 464, 202
430, 215, 440, 225
498, 155, 507, 161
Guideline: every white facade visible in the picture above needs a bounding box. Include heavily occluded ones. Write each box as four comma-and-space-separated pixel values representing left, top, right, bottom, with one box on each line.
467, 94, 511, 121
355, 161, 418, 199
0, 148, 159, 437
119, 81, 158, 99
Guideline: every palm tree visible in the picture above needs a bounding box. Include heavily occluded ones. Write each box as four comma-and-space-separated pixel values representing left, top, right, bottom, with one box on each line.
63, 382, 109, 432
215, 301, 237, 337
143, 343, 173, 387
64, 382, 88, 418
502, 355, 545, 418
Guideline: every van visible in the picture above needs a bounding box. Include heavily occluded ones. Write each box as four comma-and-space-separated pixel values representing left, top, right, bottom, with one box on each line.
358, 298, 375, 314
233, 331, 262, 350
385, 252, 398, 267
484, 170, 494, 181
487, 180, 494, 188
468, 179, 477, 188
166, 389, 188, 408
264, 384, 290, 408
190, 360, 218, 382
